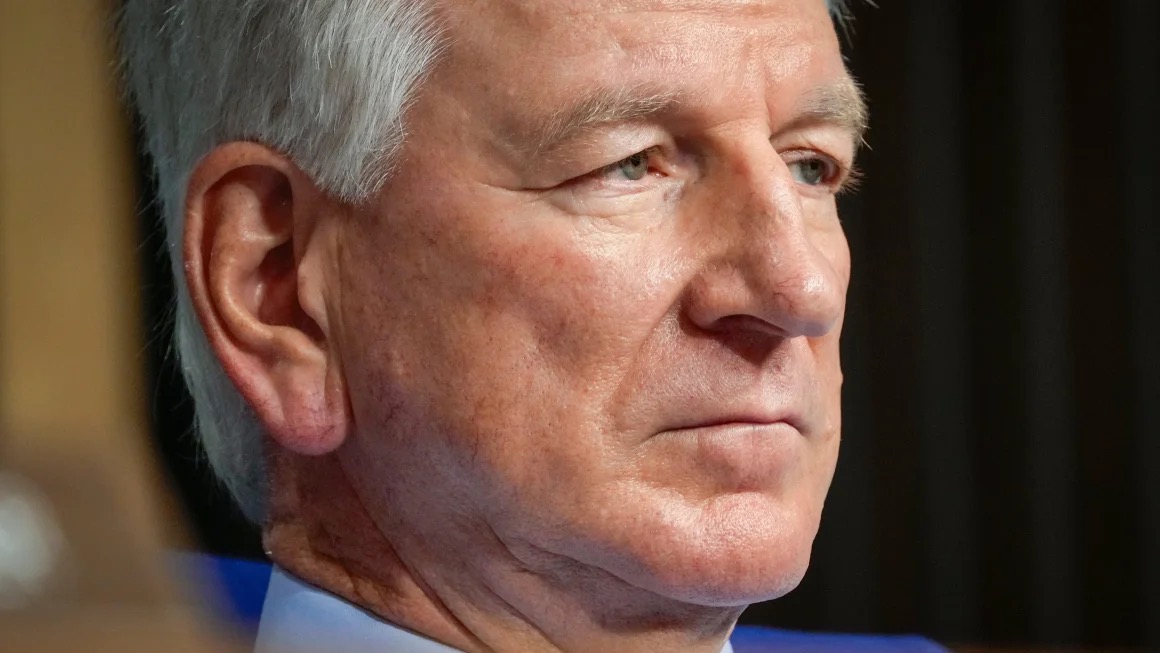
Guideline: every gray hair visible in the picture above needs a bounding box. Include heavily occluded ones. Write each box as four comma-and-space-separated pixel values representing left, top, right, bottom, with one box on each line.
117, 0, 443, 521
116, 0, 855, 524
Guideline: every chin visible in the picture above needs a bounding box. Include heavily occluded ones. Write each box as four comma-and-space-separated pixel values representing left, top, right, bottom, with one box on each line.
596, 492, 823, 608
685, 550, 813, 607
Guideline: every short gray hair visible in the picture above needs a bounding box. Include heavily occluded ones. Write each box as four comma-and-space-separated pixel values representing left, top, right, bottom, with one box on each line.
117, 0, 444, 521
116, 0, 855, 524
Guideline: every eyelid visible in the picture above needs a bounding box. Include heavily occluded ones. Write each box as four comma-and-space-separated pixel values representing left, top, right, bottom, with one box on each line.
781, 148, 856, 193
592, 146, 665, 179
541, 123, 672, 176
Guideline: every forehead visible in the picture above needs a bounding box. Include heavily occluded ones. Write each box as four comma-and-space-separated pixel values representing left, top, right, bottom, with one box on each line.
449, 0, 831, 29
424, 0, 849, 148
436, 0, 841, 78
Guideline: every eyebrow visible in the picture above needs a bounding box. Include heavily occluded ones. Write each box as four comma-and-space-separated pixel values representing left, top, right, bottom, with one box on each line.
513, 78, 869, 158
523, 84, 689, 156
792, 81, 869, 143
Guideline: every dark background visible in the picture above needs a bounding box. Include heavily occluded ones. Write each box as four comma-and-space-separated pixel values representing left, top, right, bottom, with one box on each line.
136, 0, 1160, 649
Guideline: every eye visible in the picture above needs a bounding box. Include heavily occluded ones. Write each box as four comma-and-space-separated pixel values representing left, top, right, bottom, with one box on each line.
787, 156, 837, 186
597, 149, 654, 182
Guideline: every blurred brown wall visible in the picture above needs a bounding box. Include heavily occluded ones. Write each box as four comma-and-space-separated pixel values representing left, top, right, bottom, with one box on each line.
0, 0, 143, 450
0, 0, 188, 552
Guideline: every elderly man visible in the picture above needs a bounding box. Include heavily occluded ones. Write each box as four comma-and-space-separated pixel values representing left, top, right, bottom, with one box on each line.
117, 1, 932, 651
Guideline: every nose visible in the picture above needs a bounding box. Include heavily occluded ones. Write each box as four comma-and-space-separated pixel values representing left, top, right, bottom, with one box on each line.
684, 148, 848, 340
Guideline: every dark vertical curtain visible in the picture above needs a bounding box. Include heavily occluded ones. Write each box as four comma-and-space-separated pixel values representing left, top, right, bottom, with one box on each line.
138, 0, 1159, 649
744, 1, 1159, 649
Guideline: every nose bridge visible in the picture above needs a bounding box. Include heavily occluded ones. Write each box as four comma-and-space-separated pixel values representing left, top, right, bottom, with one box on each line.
741, 167, 825, 300
732, 139, 801, 233
689, 138, 844, 339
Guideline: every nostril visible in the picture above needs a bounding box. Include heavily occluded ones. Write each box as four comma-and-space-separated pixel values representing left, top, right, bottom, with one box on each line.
715, 313, 790, 339
698, 314, 787, 366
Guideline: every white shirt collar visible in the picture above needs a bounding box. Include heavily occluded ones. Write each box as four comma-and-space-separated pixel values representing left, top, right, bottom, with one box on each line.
255, 566, 735, 653
255, 566, 460, 653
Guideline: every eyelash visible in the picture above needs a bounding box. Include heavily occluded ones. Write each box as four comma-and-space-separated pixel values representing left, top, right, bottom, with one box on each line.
837, 163, 863, 195
593, 147, 664, 181
782, 150, 859, 195
575, 147, 858, 195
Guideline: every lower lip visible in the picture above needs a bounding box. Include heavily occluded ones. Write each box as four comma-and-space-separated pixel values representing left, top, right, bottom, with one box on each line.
665, 422, 801, 489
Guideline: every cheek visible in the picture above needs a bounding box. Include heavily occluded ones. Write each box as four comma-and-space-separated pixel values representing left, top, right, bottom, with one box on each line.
807, 337, 845, 501
336, 196, 687, 500
452, 240, 683, 492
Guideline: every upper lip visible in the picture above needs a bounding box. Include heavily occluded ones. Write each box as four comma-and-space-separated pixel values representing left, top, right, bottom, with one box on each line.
668, 407, 805, 434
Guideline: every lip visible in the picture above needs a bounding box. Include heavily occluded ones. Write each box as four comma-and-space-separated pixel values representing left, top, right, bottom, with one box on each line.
653, 418, 804, 490
667, 411, 805, 436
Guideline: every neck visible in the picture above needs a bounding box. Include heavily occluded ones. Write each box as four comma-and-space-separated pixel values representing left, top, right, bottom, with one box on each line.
263, 450, 741, 653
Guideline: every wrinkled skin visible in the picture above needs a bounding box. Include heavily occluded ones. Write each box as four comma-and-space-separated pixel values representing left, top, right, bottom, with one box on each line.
189, 0, 862, 650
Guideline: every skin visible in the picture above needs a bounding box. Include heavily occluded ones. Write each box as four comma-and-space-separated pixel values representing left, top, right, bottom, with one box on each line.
183, 0, 863, 651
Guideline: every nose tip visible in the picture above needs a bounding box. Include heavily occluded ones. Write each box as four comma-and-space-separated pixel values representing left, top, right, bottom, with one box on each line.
770, 261, 846, 338
685, 239, 846, 341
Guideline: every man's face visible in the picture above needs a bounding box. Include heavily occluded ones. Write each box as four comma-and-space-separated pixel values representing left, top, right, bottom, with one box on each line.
333, 0, 858, 606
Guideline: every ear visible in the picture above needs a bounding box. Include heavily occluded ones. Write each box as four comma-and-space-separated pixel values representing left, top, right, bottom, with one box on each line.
183, 142, 350, 456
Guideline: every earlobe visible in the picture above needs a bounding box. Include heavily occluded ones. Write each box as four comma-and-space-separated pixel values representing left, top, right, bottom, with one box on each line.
184, 142, 350, 457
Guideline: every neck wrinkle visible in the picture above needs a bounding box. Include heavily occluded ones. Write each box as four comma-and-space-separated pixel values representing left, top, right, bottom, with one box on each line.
262, 447, 739, 653
477, 528, 741, 653
262, 449, 491, 652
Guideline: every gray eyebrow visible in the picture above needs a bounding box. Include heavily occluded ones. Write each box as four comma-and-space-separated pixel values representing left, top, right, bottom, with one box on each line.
510, 79, 868, 158
793, 80, 870, 143
521, 85, 689, 156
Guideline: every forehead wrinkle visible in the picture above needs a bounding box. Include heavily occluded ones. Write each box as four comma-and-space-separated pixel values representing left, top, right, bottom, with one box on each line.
546, 0, 813, 19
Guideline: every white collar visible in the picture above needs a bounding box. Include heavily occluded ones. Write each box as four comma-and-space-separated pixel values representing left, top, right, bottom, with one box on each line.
255, 566, 460, 653
255, 566, 735, 653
